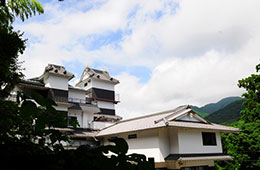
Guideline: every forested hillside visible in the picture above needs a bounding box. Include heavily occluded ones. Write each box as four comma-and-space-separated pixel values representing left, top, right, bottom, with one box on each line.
191, 96, 241, 117
205, 99, 245, 124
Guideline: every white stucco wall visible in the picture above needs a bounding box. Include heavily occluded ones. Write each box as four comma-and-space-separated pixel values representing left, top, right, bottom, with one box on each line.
68, 110, 94, 128
44, 74, 68, 90
169, 128, 179, 154
68, 89, 86, 102
103, 128, 223, 164
97, 101, 115, 110
104, 129, 164, 162
93, 121, 114, 130
158, 128, 170, 160
77, 79, 92, 90
91, 79, 114, 91
177, 129, 223, 154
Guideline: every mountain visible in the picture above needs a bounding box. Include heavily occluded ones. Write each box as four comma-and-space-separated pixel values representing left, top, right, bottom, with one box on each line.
205, 99, 245, 124
191, 96, 241, 117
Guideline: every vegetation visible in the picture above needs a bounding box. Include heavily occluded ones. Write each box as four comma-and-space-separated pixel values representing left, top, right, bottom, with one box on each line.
205, 99, 245, 124
191, 96, 241, 117
217, 64, 260, 170
0, 1, 153, 169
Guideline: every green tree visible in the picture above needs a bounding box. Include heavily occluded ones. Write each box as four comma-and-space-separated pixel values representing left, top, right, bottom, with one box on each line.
0, 0, 44, 25
217, 64, 260, 170
0, 1, 153, 169
0, 0, 44, 98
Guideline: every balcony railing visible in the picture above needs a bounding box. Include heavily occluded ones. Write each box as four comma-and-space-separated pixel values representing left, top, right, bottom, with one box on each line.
52, 96, 68, 103
68, 97, 97, 105
68, 98, 85, 104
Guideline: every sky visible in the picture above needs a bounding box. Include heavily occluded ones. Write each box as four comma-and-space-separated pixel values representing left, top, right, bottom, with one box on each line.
15, 0, 260, 119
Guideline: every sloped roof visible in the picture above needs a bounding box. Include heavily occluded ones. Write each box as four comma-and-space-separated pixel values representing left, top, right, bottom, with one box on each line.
97, 105, 239, 136
38, 64, 74, 80
165, 153, 232, 161
77, 67, 119, 86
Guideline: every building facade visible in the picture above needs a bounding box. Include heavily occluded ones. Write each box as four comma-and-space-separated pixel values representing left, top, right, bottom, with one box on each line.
97, 105, 239, 170
10, 64, 121, 147
10, 64, 239, 169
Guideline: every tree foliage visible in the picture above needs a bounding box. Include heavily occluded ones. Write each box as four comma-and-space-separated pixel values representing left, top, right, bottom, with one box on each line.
0, 24, 25, 98
0, 1, 153, 169
217, 64, 260, 170
0, 0, 44, 25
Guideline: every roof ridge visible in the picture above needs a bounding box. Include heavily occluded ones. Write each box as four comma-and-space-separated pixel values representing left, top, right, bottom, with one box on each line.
116, 105, 189, 124
98, 107, 186, 132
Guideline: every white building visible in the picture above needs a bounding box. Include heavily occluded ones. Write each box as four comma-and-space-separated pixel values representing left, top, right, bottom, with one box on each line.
11, 64, 121, 147
10, 64, 239, 169
97, 105, 239, 170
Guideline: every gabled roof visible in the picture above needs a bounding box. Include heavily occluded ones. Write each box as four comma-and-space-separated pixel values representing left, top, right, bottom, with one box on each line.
77, 67, 119, 86
38, 64, 74, 80
97, 105, 239, 136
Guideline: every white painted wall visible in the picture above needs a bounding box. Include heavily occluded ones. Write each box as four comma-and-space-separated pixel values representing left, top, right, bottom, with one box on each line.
158, 128, 170, 159
68, 110, 94, 128
97, 101, 115, 110
83, 112, 94, 128
177, 129, 223, 154
77, 79, 114, 92
68, 89, 86, 102
102, 127, 224, 164
103, 129, 165, 162
77, 79, 92, 90
169, 128, 179, 154
44, 74, 68, 90
91, 79, 114, 91
93, 121, 114, 130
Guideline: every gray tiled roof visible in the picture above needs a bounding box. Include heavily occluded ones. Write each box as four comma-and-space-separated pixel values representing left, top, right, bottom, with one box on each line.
77, 67, 119, 85
97, 105, 239, 136
38, 64, 74, 80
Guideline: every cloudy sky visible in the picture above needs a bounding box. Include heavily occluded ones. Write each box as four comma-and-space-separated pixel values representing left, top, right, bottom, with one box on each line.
15, 0, 260, 119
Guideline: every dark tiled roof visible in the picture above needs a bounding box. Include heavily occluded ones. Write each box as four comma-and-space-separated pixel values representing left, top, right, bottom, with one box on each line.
77, 67, 119, 85
43, 64, 74, 80
20, 79, 45, 87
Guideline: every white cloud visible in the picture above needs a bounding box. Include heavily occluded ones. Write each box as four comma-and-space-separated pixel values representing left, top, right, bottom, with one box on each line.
116, 50, 259, 119
14, 0, 260, 118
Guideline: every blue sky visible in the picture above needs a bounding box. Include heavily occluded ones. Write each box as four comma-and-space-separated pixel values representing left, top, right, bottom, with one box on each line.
16, 0, 260, 118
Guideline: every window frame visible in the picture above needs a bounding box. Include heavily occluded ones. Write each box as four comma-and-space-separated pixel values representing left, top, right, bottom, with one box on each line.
202, 132, 217, 146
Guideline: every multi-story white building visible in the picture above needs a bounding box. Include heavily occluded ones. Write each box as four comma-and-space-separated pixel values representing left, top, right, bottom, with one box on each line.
10, 64, 239, 169
11, 64, 121, 147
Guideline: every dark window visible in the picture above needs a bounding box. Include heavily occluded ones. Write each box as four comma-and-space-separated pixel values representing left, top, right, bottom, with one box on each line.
128, 134, 137, 139
202, 132, 216, 146
84, 82, 88, 86
91, 88, 115, 101
98, 108, 115, 115
48, 88, 68, 103
68, 116, 78, 127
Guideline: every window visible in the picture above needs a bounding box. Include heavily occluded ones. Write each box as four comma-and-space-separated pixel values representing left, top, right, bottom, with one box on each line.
84, 82, 88, 86
68, 116, 78, 127
202, 132, 216, 146
128, 134, 137, 139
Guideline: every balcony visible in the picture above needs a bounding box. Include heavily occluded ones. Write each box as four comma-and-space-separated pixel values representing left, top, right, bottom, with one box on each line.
68, 97, 97, 105
52, 96, 68, 103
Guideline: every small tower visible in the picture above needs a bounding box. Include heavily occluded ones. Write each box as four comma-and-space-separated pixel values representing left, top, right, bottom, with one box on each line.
76, 66, 121, 129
